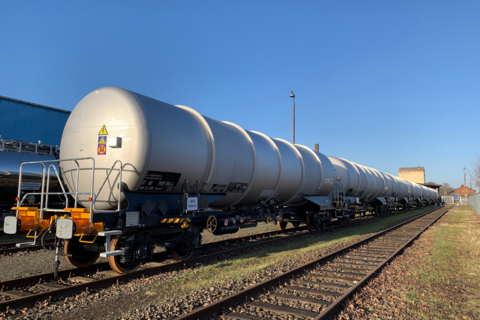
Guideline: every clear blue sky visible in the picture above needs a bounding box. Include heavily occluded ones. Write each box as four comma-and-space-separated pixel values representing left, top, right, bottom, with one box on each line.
1, 1, 479, 189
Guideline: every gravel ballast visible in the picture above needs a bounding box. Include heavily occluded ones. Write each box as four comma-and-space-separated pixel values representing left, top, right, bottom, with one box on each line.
0, 209, 435, 320
334, 206, 480, 320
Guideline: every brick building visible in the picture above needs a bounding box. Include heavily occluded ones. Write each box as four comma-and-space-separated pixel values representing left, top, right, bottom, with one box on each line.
399, 166, 425, 184
453, 186, 476, 195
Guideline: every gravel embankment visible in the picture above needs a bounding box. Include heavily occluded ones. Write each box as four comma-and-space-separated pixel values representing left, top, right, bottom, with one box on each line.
334, 206, 479, 320
0, 222, 285, 282
0, 211, 429, 320
6, 238, 356, 320
0, 250, 109, 281
0, 223, 358, 320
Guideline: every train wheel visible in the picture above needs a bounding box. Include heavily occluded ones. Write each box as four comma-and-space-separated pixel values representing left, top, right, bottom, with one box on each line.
325, 214, 332, 228
206, 216, 218, 233
320, 214, 329, 229
64, 236, 100, 268
169, 238, 194, 261
277, 220, 288, 230
306, 212, 321, 231
108, 230, 141, 274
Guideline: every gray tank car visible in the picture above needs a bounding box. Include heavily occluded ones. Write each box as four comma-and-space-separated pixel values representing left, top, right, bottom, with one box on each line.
0, 138, 61, 219
4, 87, 439, 274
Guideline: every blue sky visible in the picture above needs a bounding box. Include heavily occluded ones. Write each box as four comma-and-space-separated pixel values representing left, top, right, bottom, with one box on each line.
1, 1, 479, 189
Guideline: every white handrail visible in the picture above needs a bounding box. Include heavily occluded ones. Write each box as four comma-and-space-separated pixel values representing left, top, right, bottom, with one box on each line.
15, 157, 124, 224
16, 157, 95, 219
45, 164, 70, 210
92, 160, 123, 222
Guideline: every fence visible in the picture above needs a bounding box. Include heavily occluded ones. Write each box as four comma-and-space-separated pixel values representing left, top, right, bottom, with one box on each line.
469, 194, 480, 216
442, 194, 469, 206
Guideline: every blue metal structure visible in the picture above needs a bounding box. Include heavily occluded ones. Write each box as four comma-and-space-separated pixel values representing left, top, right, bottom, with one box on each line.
0, 95, 70, 146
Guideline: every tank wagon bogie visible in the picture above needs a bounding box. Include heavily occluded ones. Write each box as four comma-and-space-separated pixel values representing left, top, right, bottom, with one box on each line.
3, 87, 441, 274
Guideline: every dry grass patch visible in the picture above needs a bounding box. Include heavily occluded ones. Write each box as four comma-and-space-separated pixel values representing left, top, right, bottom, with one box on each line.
147, 207, 432, 299
403, 206, 480, 319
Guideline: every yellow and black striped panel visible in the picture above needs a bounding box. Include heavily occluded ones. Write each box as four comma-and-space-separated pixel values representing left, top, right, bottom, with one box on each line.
160, 218, 191, 224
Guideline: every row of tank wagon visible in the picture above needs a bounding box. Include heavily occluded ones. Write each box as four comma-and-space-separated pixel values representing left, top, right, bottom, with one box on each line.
0, 138, 61, 219
5, 87, 440, 274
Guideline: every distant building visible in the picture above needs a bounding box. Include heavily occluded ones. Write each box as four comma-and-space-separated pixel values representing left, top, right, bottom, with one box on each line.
453, 186, 476, 195
399, 166, 425, 184
0, 95, 70, 146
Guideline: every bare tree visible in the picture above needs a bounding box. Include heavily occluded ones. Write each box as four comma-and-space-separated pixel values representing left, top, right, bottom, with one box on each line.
439, 182, 454, 196
468, 154, 480, 193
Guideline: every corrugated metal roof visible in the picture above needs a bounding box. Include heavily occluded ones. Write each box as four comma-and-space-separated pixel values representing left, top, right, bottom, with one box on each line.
399, 166, 425, 171
0, 95, 71, 114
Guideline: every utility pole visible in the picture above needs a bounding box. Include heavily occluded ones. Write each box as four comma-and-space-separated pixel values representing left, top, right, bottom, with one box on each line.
290, 91, 295, 144
464, 167, 467, 195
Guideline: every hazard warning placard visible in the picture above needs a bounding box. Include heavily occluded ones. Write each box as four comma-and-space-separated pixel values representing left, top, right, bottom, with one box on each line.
98, 135, 107, 155
98, 125, 108, 135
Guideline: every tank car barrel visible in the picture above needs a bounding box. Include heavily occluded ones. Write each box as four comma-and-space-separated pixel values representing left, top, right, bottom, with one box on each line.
3, 86, 439, 274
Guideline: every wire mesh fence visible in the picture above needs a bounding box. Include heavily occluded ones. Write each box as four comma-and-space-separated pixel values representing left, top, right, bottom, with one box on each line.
442, 194, 469, 206
469, 194, 480, 216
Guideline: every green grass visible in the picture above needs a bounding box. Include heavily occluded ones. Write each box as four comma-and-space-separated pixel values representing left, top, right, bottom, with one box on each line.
403, 206, 480, 319
143, 206, 432, 299
92, 206, 437, 320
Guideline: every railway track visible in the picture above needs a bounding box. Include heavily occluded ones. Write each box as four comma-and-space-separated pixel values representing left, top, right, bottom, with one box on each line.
0, 207, 430, 312
0, 239, 56, 255
0, 210, 392, 256
0, 223, 311, 311
172, 205, 450, 320
0, 224, 306, 256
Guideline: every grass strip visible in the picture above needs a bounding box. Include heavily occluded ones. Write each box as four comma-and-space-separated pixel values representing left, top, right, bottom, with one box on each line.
150, 206, 432, 298
403, 206, 480, 319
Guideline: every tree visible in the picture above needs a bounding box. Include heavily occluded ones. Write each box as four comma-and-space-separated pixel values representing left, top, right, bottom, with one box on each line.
468, 154, 480, 193
439, 182, 454, 196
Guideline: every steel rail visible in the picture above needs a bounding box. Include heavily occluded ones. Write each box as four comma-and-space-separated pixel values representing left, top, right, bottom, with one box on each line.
0, 207, 424, 312
0, 208, 393, 255
0, 224, 304, 256
173, 206, 449, 320
314, 207, 449, 320
0, 225, 304, 256
0, 239, 56, 255
0, 226, 310, 311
